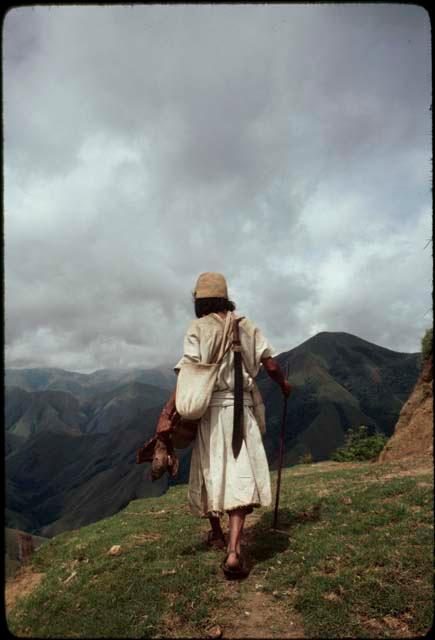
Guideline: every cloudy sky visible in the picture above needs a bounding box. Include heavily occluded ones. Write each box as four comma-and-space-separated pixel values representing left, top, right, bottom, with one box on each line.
4, 4, 432, 373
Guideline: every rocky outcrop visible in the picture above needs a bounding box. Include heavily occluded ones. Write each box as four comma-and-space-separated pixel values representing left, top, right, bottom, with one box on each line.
378, 357, 433, 462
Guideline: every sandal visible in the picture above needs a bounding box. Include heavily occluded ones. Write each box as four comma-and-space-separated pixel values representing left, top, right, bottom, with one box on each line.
205, 530, 226, 550
221, 549, 249, 579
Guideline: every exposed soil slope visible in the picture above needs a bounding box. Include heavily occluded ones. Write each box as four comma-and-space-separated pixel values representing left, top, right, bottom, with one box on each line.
379, 357, 433, 462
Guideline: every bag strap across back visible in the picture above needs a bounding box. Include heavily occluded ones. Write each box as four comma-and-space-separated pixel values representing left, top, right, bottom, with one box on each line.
212, 310, 233, 364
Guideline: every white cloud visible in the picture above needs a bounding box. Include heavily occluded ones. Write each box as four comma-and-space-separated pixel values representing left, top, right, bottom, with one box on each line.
4, 4, 432, 372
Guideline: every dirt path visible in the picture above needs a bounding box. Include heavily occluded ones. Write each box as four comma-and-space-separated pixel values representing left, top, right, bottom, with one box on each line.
207, 512, 305, 639
5, 566, 45, 616
219, 579, 304, 639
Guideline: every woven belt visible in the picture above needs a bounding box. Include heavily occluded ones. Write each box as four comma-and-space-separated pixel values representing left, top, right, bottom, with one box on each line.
209, 390, 253, 407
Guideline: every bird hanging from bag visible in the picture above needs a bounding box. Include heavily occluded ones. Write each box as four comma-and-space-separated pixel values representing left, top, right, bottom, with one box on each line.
135, 396, 198, 480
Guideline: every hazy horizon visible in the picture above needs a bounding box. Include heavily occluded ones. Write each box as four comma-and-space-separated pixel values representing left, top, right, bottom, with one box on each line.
5, 329, 422, 375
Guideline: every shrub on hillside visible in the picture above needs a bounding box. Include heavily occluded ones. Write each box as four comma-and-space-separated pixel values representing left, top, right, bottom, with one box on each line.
421, 327, 433, 363
298, 451, 314, 464
330, 425, 388, 462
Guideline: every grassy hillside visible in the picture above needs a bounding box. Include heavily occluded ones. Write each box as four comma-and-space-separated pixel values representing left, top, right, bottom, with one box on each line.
6, 457, 433, 638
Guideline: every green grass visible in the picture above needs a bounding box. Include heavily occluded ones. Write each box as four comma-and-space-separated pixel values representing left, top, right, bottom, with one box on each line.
7, 494, 222, 638
7, 460, 434, 638
240, 462, 434, 638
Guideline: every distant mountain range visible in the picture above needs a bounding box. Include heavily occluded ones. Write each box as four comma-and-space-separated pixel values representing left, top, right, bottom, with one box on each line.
5, 374, 175, 537
5, 365, 176, 397
5, 332, 420, 537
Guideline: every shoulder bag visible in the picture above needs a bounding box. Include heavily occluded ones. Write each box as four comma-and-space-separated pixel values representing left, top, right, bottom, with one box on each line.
175, 311, 233, 421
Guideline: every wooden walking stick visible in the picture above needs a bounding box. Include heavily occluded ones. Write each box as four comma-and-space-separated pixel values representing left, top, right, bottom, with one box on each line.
272, 361, 289, 530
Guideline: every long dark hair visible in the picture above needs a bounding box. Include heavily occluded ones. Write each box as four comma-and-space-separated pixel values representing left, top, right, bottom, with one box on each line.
193, 296, 236, 318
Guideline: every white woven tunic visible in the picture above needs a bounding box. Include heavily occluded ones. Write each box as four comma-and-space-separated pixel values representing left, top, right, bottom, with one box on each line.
174, 312, 276, 517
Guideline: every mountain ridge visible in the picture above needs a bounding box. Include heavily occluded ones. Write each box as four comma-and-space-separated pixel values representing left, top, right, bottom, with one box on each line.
5, 365, 177, 397
5, 331, 421, 537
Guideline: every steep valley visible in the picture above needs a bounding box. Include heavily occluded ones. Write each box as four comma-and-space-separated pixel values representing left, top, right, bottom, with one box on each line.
5, 331, 421, 538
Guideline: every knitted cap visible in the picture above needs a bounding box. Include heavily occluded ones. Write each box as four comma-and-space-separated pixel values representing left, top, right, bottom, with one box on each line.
194, 272, 228, 299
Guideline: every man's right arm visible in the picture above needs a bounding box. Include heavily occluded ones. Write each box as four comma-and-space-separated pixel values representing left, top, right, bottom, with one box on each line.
156, 389, 177, 438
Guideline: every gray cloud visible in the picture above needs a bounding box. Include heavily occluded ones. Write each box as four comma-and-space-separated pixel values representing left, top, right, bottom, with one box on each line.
4, 4, 432, 372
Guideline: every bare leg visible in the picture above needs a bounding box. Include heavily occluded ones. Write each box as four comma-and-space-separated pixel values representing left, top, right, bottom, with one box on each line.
208, 515, 224, 539
226, 508, 247, 567
239, 516, 246, 548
